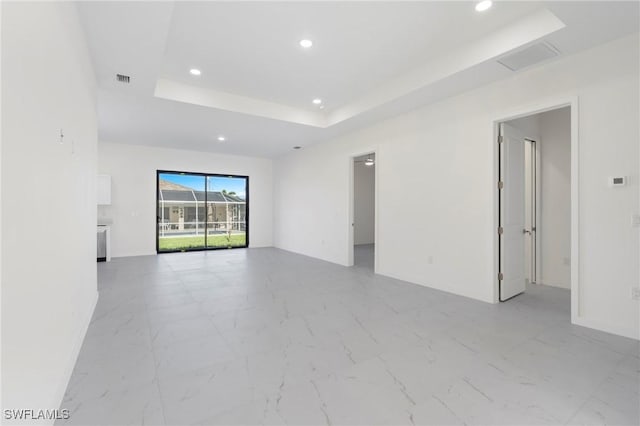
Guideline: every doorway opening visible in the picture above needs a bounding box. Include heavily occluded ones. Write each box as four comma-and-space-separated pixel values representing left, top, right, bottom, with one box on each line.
352, 153, 376, 271
496, 106, 573, 303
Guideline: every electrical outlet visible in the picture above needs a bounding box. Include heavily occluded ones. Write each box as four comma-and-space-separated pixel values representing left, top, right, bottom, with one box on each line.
632, 287, 640, 301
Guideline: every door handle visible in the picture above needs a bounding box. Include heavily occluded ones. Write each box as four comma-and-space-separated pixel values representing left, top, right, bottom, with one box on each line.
523, 229, 531, 235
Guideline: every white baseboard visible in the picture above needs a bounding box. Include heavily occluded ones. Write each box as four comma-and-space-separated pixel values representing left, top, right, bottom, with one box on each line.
376, 268, 495, 304
51, 290, 99, 418
272, 245, 349, 267
573, 315, 639, 341
112, 251, 155, 258
536, 280, 571, 290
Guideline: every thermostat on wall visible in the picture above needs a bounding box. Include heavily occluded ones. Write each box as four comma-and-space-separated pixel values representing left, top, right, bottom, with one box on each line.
609, 176, 626, 187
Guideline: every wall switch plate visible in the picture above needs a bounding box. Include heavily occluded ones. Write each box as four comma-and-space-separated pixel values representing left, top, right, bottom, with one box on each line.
609, 176, 626, 187
632, 287, 640, 301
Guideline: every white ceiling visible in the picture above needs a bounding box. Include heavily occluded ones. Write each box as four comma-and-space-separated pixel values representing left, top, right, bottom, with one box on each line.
161, 2, 543, 110
78, 1, 639, 158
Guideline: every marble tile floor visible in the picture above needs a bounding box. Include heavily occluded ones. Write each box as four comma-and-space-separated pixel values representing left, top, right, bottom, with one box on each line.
58, 247, 639, 426
354, 244, 374, 270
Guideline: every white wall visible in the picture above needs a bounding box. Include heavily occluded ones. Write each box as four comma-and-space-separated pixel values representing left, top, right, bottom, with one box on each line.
354, 162, 375, 245
1, 2, 98, 421
273, 34, 639, 339
0, 1, 4, 411
507, 114, 540, 138
508, 108, 572, 290
539, 108, 571, 289
98, 142, 273, 257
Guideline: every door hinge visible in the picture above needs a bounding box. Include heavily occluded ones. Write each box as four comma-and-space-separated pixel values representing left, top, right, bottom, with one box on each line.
498, 272, 504, 281
498, 181, 504, 190
498, 135, 504, 144
498, 227, 504, 235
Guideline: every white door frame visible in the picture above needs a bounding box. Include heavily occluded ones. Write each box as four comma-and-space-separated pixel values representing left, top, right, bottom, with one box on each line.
348, 148, 379, 273
492, 97, 579, 324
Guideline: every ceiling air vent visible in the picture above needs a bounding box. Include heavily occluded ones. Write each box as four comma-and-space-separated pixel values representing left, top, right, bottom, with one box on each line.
116, 74, 131, 83
497, 42, 559, 72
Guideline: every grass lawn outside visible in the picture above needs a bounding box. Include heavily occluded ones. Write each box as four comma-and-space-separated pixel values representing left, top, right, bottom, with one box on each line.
158, 233, 246, 251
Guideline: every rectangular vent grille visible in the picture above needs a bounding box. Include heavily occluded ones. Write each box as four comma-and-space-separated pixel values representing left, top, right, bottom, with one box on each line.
497, 42, 559, 72
116, 74, 130, 83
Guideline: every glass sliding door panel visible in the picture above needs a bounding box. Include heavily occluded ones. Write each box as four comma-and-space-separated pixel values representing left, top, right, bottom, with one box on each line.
206, 175, 248, 248
157, 172, 207, 252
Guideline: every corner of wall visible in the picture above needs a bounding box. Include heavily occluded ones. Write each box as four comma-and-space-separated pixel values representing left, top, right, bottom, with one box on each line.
52, 291, 99, 412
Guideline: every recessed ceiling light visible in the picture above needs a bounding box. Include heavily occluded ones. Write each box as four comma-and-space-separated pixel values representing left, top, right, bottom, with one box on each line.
475, 1, 492, 12
190, 68, 201, 76
312, 98, 322, 105
299, 39, 313, 48
217, 135, 226, 142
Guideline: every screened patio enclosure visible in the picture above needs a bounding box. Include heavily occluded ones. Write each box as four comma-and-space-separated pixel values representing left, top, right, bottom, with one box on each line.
158, 189, 246, 235
156, 171, 248, 252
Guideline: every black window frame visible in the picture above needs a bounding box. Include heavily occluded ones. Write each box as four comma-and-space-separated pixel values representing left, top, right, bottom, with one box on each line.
156, 170, 250, 253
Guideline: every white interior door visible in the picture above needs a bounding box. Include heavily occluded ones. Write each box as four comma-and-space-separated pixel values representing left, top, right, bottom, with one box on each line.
500, 123, 526, 300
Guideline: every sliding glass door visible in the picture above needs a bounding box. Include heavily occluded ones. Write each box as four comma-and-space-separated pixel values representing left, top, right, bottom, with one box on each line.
157, 171, 249, 253
205, 175, 248, 248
